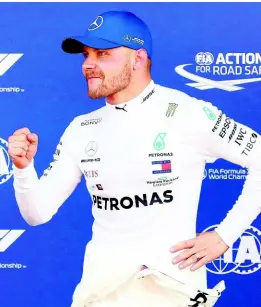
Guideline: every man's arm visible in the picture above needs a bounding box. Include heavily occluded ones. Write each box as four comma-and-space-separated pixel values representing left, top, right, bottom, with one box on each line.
170, 96, 261, 270
195, 100, 261, 246
9, 120, 82, 226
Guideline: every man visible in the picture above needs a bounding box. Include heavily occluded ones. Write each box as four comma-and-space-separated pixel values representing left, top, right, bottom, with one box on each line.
8, 10, 261, 307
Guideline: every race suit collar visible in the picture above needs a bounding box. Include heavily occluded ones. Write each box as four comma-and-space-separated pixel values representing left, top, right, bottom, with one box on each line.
105, 80, 155, 112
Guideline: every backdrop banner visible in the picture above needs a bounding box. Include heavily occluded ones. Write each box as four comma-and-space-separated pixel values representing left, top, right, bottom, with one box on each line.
1, 2, 261, 307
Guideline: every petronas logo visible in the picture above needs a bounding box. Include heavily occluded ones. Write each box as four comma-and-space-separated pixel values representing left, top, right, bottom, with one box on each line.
153, 133, 167, 150
203, 106, 216, 120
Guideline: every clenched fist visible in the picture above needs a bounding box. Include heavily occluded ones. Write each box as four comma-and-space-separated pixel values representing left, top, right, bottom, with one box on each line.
8, 128, 38, 169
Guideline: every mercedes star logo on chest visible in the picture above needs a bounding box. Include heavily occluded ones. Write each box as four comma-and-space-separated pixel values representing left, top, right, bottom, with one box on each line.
85, 141, 98, 156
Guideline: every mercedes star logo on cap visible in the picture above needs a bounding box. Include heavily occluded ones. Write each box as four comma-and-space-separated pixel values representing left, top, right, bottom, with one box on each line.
88, 16, 104, 31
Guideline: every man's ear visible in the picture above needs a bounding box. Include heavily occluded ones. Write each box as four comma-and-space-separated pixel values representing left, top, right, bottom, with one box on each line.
133, 49, 147, 70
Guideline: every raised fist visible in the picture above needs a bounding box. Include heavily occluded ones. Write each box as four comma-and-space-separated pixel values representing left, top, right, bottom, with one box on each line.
8, 128, 38, 169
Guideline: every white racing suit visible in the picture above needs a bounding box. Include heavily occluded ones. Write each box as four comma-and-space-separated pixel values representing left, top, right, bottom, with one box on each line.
70, 242, 225, 307
13, 80, 261, 306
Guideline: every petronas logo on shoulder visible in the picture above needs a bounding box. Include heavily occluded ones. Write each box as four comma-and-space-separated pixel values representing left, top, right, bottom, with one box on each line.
153, 133, 167, 150
203, 106, 216, 120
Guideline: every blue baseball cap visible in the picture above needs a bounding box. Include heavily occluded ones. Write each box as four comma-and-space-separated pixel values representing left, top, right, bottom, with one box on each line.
62, 11, 153, 58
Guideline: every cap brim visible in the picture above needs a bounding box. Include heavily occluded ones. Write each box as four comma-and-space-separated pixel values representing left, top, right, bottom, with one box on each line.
62, 36, 122, 54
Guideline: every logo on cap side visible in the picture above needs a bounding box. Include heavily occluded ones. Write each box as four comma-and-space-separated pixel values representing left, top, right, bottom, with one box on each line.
132, 37, 144, 45
88, 16, 103, 31
123, 34, 132, 42
123, 34, 144, 46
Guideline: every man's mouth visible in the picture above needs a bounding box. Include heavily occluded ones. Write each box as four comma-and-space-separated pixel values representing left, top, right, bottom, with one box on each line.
87, 77, 103, 86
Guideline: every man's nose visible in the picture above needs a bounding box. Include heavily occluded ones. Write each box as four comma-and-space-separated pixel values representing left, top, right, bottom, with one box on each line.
82, 55, 97, 70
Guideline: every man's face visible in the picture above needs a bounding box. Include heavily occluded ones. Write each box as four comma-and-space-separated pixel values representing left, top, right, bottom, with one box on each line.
82, 46, 133, 99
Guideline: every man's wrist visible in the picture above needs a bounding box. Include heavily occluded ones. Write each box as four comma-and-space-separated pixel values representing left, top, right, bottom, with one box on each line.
13, 159, 35, 178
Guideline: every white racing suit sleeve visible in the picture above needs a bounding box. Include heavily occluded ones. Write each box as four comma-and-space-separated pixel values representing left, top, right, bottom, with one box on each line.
188, 97, 261, 247
13, 120, 82, 225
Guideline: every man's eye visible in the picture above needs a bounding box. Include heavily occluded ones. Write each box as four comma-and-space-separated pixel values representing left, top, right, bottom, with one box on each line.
98, 51, 107, 56
83, 53, 88, 59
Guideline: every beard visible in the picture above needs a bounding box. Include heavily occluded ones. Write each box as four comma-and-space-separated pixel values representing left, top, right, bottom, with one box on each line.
85, 63, 132, 99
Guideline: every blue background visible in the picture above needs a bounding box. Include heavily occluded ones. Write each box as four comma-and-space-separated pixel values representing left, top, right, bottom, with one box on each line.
1, 2, 261, 307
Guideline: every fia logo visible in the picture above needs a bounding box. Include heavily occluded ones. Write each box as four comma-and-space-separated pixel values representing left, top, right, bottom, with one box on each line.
0, 138, 13, 184
204, 225, 261, 274
175, 51, 261, 92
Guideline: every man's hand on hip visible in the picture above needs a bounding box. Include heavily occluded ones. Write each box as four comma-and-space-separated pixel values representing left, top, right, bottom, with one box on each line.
170, 231, 229, 271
